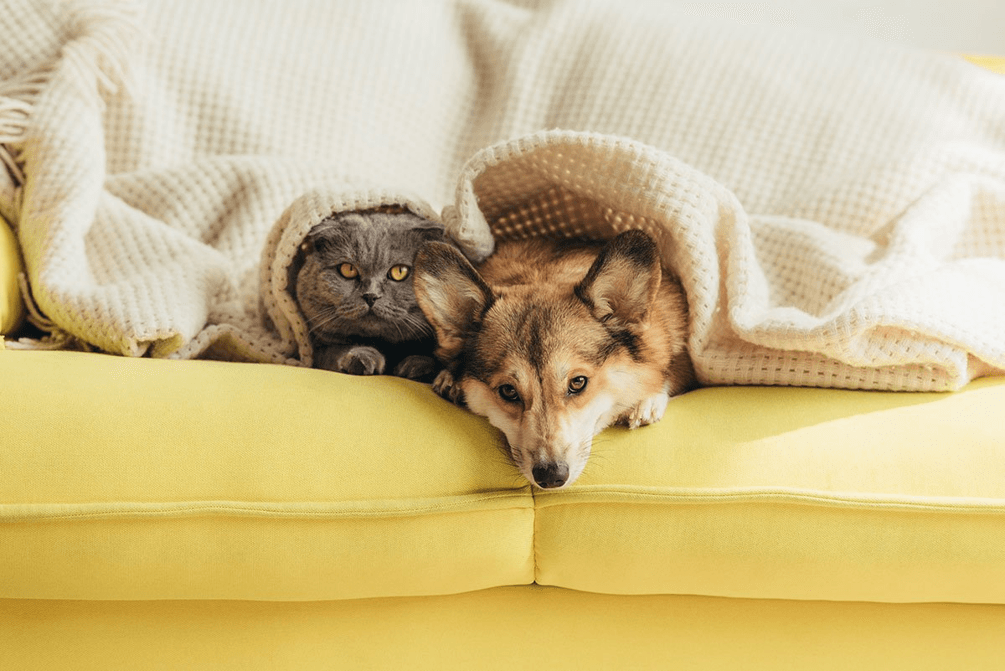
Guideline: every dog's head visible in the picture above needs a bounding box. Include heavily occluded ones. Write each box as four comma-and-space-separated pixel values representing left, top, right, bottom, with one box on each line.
413, 232, 667, 489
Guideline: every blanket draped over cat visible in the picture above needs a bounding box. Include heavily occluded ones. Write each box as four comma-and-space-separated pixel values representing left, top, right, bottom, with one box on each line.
1, 0, 1003, 391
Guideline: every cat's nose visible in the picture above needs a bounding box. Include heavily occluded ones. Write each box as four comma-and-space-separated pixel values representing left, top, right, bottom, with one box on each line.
362, 293, 379, 306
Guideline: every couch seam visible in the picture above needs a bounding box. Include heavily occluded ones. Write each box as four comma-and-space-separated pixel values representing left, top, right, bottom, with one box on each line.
532, 483, 540, 586
532, 487, 1005, 514
0, 492, 532, 523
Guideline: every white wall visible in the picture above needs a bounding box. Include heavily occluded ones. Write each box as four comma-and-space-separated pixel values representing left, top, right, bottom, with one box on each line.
669, 0, 1005, 54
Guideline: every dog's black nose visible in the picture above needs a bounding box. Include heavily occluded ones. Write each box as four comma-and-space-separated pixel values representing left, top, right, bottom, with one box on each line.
532, 462, 569, 489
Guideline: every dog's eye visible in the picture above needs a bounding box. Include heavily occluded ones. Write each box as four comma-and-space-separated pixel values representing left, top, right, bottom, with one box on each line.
387, 264, 410, 282
568, 376, 588, 394
337, 263, 359, 279
498, 384, 520, 403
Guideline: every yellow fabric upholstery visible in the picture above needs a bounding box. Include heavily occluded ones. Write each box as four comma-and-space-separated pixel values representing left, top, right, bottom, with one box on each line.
536, 379, 1005, 603
3, 587, 1005, 671
0, 217, 23, 336
3, 350, 1004, 605
0, 351, 533, 600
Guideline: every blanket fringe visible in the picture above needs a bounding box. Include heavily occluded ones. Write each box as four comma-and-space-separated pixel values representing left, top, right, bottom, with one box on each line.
0, 0, 142, 352
0, 0, 142, 191
3, 272, 92, 352
56, 0, 145, 104
0, 72, 49, 190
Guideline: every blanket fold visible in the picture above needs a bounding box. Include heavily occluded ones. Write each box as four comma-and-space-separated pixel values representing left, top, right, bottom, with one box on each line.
1, 0, 1003, 390
445, 131, 1005, 391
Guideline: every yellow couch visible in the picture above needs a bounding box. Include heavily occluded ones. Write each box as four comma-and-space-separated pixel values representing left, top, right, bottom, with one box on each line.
3, 219, 1005, 669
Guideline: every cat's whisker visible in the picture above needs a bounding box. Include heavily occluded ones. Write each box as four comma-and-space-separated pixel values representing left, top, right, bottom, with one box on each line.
403, 312, 433, 337
307, 308, 345, 335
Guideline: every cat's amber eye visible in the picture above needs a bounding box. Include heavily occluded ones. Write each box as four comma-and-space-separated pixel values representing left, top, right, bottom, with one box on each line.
388, 264, 410, 282
337, 263, 359, 279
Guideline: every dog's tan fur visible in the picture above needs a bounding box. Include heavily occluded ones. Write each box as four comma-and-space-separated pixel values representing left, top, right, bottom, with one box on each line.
414, 230, 695, 489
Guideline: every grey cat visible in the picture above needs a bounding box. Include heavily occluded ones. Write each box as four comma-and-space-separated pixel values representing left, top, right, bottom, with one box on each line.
293, 209, 444, 380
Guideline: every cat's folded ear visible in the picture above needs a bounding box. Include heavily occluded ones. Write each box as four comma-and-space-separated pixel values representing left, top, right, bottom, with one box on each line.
399, 211, 446, 244
413, 242, 494, 363
301, 220, 342, 254
415, 226, 445, 242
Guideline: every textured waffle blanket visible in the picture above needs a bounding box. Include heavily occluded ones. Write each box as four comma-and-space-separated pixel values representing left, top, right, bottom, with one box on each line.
2, 0, 1004, 390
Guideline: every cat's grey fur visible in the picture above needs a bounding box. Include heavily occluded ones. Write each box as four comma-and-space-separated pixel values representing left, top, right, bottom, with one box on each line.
293, 209, 444, 380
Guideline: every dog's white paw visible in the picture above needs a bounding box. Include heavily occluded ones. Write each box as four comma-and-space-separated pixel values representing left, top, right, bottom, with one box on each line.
625, 391, 670, 429
432, 369, 465, 405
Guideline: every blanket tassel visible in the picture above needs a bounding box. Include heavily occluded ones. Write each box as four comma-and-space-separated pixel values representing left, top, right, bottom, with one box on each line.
2, 273, 92, 352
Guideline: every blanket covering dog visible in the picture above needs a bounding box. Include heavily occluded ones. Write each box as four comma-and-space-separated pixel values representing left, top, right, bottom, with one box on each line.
1, 0, 1003, 390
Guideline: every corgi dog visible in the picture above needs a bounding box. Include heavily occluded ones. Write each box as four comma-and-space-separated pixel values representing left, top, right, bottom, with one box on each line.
413, 229, 695, 489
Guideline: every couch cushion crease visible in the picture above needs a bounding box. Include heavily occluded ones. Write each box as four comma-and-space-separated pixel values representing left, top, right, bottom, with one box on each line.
0, 492, 532, 523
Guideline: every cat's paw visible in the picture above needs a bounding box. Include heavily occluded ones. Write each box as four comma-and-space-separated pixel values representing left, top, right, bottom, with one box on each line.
393, 355, 437, 381
622, 391, 670, 429
337, 345, 386, 376
432, 369, 465, 405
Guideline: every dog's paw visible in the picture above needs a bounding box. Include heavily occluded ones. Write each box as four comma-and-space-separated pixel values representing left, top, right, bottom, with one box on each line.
393, 355, 437, 381
337, 345, 386, 376
432, 369, 465, 405
623, 391, 670, 429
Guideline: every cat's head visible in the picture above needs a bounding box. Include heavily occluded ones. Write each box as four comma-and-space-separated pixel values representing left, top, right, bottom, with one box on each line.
295, 210, 445, 343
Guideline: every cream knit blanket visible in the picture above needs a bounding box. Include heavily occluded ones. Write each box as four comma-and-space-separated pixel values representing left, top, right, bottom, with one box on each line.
2, 0, 1003, 390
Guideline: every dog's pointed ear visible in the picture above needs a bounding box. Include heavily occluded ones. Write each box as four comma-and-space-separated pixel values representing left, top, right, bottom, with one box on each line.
413, 242, 494, 362
575, 230, 662, 327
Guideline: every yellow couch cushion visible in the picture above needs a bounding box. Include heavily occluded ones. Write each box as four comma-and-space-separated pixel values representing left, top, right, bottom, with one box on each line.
3, 349, 1004, 604
536, 378, 1005, 603
0, 350, 534, 600
3, 587, 1005, 671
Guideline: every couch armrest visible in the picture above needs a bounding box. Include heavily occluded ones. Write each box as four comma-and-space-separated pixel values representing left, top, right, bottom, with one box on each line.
0, 214, 24, 336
